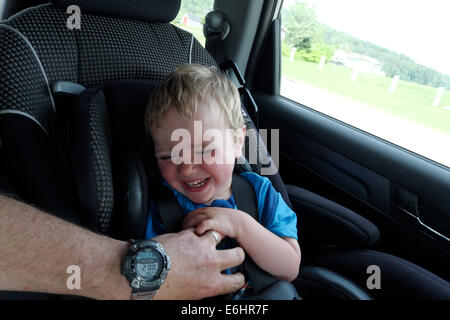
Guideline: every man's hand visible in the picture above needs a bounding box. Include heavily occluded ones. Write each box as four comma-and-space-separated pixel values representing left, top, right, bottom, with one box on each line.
152, 228, 245, 300
182, 207, 244, 239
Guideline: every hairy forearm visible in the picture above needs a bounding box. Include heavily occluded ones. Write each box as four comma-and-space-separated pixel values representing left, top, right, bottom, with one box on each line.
0, 195, 131, 299
236, 212, 301, 282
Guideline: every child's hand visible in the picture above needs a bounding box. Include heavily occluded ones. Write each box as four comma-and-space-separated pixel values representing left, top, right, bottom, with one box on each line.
182, 207, 243, 239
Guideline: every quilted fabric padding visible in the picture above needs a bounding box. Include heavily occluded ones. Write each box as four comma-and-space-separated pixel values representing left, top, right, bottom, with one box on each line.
75, 15, 212, 87
87, 91, 114, 234
0, 25, 54, 133
6, 4, 78, 84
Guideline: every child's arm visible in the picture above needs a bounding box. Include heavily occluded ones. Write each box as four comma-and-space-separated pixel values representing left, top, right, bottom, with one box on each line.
236, 211, 301, 282
183, 207, 301, 282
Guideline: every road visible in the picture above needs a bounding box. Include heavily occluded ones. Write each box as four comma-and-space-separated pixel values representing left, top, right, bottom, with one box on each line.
280, 77, 450, 168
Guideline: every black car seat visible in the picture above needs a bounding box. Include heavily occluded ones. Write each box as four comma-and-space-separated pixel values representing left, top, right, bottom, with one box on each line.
1, 0, 449, 299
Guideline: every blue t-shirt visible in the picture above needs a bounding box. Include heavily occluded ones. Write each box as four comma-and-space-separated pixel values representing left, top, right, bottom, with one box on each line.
145, 172, 298, 241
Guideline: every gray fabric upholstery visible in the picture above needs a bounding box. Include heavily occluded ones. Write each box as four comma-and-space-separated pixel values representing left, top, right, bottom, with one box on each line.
0, 23, 55, 134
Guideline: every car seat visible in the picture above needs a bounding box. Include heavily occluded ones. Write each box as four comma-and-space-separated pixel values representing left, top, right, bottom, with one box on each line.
1, 0, 449, 300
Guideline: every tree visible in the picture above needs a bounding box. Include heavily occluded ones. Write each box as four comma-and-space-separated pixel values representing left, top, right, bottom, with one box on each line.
282, 1, 320, 50
174, 0, 213, 25
320, 24, 450, 88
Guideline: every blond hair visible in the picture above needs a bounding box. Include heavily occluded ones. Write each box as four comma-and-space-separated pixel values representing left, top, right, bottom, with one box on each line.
145, 64, 244, 133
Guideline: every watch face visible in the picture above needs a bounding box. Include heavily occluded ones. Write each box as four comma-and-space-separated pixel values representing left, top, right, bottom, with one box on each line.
133, 247, 164, 281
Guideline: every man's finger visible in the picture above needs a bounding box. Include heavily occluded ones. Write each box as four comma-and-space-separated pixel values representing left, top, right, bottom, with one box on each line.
196, 219, 215, 236
216, 272, 246, 295
216, 246, 245, 271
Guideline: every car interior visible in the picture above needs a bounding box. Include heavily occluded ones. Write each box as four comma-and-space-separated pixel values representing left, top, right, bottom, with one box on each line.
0, 0, 449, 300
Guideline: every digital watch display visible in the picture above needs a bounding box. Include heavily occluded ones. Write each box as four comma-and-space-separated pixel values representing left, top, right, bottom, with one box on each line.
121, 240, 171, 300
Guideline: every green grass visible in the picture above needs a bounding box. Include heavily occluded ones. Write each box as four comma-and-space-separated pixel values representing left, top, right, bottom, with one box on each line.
281, 57, 450, 135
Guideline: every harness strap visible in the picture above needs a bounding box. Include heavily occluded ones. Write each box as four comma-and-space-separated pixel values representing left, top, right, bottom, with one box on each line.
154, 185, 184, 234
231, 174, 279, 294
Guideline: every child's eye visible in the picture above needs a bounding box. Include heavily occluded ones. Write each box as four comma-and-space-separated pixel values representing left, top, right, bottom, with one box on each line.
159, 155, 171, 161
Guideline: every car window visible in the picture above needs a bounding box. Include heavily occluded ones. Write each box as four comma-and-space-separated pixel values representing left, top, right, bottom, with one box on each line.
172, 0, 213, 47
280, 0, 450, 168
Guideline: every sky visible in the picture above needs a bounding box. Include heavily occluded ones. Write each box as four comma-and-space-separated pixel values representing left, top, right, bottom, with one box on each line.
283, 0, 450, 76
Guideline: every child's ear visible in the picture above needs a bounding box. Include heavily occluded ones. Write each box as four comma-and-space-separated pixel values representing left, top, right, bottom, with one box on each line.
234, 125, 246, 158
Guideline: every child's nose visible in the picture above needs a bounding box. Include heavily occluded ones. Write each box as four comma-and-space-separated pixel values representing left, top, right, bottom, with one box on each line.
177, 162, 198, 176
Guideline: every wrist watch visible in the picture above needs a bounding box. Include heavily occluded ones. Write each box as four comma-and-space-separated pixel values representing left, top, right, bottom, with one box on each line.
121, 239, 171, 300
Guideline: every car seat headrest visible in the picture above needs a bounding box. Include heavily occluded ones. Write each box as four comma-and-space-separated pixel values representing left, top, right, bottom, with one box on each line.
51, 0, 181, 23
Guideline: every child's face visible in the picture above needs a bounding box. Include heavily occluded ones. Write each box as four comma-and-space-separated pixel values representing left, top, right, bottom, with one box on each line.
151, 101, 245, 205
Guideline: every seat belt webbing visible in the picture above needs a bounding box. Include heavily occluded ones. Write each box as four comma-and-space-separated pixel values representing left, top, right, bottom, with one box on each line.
205, 33, 225, 66
231, 174, 279, 294
154, 186, 184, 233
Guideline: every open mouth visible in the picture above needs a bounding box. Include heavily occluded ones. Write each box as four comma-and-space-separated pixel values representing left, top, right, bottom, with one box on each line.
182, 177, 211, 192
